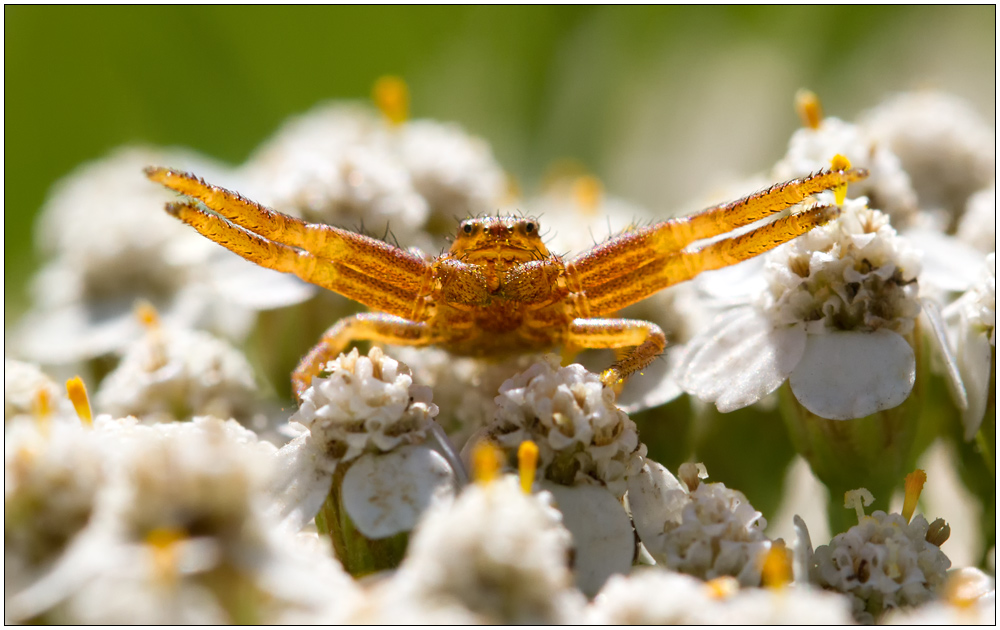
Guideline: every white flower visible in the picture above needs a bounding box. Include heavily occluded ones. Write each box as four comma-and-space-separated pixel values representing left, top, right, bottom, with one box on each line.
944, 252, 996, 439
15, 147, 313, 365
956, 185, 997, 253
881, 567, 996, 625
394, 119, 507, 223
272, 347, 456, 537
481, 356, 644, 594
5, 419, 105, 598
774, 116, 918, 226
487, 355, 645, 497
4, 359, 75, 424
628, 460, 774, 586
371, 475, 584, 624
95, 325, 259, 425
586, 568, 718, 624
859, 91, 994, 224
808, 510, 952, 624
680, 198, 933, 420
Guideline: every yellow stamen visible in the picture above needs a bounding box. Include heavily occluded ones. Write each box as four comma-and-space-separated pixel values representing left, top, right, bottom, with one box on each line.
705, 576, 739, 600
830, 154, 852, 205
761, 541, 793, 590
471, 441, 502, 486
517, 440, 539, 494
902, 469, 927, 524
572, 175, 603, 215
146, 527, 187, 582
372, 75, 409, 126
31, 388, 53, 435
844, 487, 875, 524
65, 376, 93, 427
795, 89, 823, 130
135, 299, 161, 330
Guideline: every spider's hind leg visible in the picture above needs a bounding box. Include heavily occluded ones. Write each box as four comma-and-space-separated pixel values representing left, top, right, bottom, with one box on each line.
566, 318, 667, 388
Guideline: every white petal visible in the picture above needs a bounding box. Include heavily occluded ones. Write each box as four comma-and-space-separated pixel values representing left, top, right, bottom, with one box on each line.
959, 323, 993, 440
268, 434, 337, 533
342, 444, 457, 539
789, 329, 916, 420
543, 482, 635, 597
919, 298, 968, 410
905, 228, 982, 292
626, 460, 688, 550
208, 252, 317, 310
680, 308, 806, 412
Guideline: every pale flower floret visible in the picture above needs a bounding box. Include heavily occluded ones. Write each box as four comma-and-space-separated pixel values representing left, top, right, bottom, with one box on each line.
394, 119, 507, 223
95, 325, 259, 424
586, 568, 717, 624
809, 510, 952, 624
5, 420, 105, 596
4, 359, 75, 423
487, 354, 645, 498
680, 199, 927, 419
945, 252, 996, 439
372, 475, 583, 624
859, 91, 995, 222
881, 567, 996, 625
773, 116, 918, 225
628, 461, 774, 586
955, 185, 997, 253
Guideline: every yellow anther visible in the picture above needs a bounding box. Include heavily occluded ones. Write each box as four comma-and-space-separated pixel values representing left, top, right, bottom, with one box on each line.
135, 299, 161, 330
517, 440, 539, 494
372, 75, 410, 126
146, 527, 187, 582
31, 387, 53, 435
830, 154, 852, 205
795, 89, 823, 130
65, 376, 93, 427
704, 575, 739, 600
471, 440, 502, 486
844, 487, 875, 524
572, 175, 603, 215
761, 541, 793, 590
902, 469, 927, 524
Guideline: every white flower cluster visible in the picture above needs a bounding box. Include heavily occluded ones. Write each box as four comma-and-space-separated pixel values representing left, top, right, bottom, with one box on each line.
588, 569, 854, 624
242, 103, 507, 252
290, 346, 438, 463
629, 461, 774, 586
4, 359, 74, 422
487, 354, 645, 498
948, 252, 996, 439
95, 326, 259, 424
368, 475, 582, 624
762, 199, 922, 335
809, 511, 953, 624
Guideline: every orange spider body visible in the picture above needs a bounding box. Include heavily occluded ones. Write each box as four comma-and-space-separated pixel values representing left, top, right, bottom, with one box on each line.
146, 165, 867, 401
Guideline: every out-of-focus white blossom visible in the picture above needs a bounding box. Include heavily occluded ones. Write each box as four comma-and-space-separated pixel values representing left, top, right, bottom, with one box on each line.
680, 198, 933, 420
364, 475, 583, 624
628, 460, 775, 586
860, 91, 995, 225
95, 325, 259, 425
956, 185, 997, 253
882, 567, 996, 625
4, 359, 75, 424
15, 147, 313, 365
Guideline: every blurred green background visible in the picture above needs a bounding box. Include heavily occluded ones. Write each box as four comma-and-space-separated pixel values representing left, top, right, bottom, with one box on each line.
4, 6, 994, 323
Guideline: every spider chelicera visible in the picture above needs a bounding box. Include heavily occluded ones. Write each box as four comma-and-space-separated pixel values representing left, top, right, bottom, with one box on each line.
146, 162, 866, 402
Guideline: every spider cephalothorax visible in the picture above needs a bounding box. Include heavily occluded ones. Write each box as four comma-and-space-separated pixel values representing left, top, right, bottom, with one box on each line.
146, 163, 867, 401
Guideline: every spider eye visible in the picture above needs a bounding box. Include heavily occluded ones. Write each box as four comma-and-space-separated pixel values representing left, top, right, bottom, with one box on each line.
524, 221, 536, 234
462, 223, 473, 235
